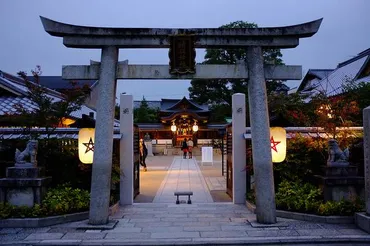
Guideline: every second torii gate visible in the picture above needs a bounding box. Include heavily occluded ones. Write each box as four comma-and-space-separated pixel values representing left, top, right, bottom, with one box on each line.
40, 16, 322, 225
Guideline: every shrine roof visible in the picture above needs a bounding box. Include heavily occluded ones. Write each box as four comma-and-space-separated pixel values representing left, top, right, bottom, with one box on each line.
133, 98, 209, 112
160, 97, 209, 112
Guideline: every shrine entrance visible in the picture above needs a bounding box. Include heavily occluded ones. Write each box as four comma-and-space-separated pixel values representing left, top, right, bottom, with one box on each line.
40, 16, 322, 225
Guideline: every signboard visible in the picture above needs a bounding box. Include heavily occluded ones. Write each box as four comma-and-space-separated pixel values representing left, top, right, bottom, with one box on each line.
201, 146, 213, 165
169, 35, 196, 74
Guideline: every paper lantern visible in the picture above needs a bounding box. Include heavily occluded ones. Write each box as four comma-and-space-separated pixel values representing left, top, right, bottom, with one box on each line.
192, 123, 198, 132
270, 127, 286, 163
171, 123, 177, 132
78, 128, 95, 164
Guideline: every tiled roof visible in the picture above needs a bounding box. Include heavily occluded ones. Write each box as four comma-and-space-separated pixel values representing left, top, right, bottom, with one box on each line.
298, 69, 334, 92
134, 98, 209, 111
0, 127, 121, 140
161, 98, 209, 111
0, 96, 37, 115
318, 56, 369, 97
0, 70, 115, 125
298, 48, 370, 98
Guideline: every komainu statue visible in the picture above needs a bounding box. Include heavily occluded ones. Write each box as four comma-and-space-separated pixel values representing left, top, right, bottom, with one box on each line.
327, 139, 349, 167
15, 140, 38, 167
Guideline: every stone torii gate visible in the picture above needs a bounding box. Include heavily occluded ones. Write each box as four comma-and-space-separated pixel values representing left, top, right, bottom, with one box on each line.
40, 16, 322, 225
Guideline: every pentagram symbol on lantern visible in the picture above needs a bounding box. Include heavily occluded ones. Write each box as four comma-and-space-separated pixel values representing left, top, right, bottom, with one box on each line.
83, 137, 95, 153
270, 136, 281, 152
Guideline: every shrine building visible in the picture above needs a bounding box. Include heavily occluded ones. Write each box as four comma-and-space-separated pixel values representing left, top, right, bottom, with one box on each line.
135, 97, 226, 150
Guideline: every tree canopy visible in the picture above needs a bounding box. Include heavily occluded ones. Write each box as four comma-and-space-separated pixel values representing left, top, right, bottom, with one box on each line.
133, 97, 160, 123
188, 21, 285, 123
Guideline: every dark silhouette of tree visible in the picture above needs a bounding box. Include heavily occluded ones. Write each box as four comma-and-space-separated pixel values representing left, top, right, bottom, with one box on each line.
134, 96, 159, 123
188, 21, 285, 123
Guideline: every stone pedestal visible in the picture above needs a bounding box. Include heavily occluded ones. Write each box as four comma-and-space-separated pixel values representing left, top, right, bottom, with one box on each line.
0, 167, 51, 207
145, 141, 154, 156
316, 166, 364, 202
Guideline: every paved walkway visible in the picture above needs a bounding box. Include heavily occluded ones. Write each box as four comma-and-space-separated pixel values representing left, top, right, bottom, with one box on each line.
1, 156, 370, 245
205, 176, 226, 191
1, 203, 370, 245
153, 157, 213, 203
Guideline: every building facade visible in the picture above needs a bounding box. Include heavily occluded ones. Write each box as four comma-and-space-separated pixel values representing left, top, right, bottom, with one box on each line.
135, 97, 226, 148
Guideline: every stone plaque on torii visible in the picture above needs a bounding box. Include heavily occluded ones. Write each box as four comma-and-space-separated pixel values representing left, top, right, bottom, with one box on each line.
40, 16, 322, 225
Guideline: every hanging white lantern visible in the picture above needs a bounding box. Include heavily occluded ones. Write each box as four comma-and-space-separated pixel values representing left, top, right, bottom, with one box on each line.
171, 122, 177, 132
78, 128, 95, 164
270, 127, 286, 163
192, 123, 198, 132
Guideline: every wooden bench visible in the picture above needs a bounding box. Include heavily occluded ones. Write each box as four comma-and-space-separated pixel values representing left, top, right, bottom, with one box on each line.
174, 191, 193, 204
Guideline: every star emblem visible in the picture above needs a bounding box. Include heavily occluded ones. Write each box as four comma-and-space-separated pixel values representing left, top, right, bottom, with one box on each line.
83, 137, 94, 153
270, 136, 281, 152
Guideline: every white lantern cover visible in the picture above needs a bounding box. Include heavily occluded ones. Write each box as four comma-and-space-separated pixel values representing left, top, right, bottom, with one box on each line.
78, 128, 95, 164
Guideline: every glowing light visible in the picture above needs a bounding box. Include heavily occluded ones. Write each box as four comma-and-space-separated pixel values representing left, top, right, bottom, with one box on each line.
171, 122, 177, 132
270, 127, 286, 163
78, 128, 95, 164
192, 123, 198, 132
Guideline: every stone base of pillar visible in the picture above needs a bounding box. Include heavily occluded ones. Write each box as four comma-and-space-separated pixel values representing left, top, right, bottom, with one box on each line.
355, 212, 370, 233
79, 220, 118, 230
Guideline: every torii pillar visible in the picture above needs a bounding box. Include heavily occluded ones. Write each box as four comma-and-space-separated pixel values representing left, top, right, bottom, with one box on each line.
40, 16, 322, 225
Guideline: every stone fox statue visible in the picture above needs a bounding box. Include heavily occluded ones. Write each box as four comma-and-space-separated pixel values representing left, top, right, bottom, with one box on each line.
327, 139, 349, 166
15, 140, 38, 167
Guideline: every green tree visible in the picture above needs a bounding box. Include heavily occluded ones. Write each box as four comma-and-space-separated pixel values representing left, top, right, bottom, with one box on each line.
134, 97, 159, 123
188, 21, 285, 123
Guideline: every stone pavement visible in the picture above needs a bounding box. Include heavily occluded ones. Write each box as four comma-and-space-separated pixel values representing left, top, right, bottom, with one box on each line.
205, 176, 226, 191
1, 203, 370, 245
153, 157, 213, 203
1, 156, 369, 245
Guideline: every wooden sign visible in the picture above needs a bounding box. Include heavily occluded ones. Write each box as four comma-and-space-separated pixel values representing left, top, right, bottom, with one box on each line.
169, 35, 196, 74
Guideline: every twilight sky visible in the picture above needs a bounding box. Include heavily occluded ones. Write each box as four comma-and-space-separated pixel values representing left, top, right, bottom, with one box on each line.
0, 0, 369, 101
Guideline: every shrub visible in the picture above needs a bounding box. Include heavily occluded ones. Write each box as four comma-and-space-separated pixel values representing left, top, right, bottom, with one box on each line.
0, 186, 90, 219
275, 180, 321, 213
317, 197, 364, 216
42, 185, 90, 215
273, 136, 326, 186
274, 180, 364, 216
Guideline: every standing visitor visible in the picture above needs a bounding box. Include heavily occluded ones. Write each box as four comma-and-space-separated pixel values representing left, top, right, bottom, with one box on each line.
181, 138, 188, 159
187, 138, 194, 159
139, 139, 148, 171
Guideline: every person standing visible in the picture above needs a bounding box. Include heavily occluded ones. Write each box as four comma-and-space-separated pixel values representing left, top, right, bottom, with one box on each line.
187, 138, 194, 159
139, 139, 148, 171
181, 138, 188, 159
